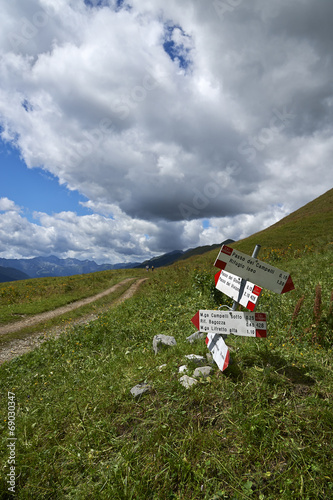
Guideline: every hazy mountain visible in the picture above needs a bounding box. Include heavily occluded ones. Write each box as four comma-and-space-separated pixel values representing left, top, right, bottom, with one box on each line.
0, 240, 235, 281
0, 266, 30, 283
0, 256, 140, 280
136, 240, 235, 269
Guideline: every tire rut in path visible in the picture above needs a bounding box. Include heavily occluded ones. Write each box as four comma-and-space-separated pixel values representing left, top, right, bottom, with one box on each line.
0, 278, 138, 336
0, 277, 147, 365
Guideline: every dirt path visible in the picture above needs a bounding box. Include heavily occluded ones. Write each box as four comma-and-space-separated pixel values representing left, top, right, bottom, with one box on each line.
0, 277, 147, 365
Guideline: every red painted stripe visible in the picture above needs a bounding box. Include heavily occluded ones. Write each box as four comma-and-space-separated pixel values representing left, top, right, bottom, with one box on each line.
215, 270, 221, 286
256, 329, 267, 338
223, 350, 230, 371
247, 301, 256, 312
205, 336, 209, 346
214, 259, 227, 270
255, 313, 267, 322
221, 245, 233, 256
253, 285, 261, 296
282, 275, 295, 294
191, 311, 200, 330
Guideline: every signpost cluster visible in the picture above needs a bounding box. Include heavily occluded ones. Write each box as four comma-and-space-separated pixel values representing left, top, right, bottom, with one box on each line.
191, 244, 295, 371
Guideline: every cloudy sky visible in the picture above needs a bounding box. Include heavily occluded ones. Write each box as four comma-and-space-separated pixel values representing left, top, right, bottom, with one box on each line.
0, 0, 332, 264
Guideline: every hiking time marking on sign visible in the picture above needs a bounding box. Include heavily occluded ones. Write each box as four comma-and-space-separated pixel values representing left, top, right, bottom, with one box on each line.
191, 310, 267, 337
215, 269, 262, 311
214, 245, 295, 294
205, 333, 230, 371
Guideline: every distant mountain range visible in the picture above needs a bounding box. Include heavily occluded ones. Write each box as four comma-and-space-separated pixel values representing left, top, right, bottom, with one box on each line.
0, 255, 140, 282
135, 240, 235, 269
0, 239, 235, 283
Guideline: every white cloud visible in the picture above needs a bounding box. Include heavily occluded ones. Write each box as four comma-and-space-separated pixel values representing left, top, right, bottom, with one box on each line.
0, 197, 21, 212
0, 0, 332, 262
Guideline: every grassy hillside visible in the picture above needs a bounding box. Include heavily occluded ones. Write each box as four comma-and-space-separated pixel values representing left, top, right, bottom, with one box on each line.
230, 188, 333, 256
0, 191, 332, 499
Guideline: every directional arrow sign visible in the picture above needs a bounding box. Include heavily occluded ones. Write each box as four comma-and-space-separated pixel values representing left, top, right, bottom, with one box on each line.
214, 245, 295, 294
191, 310, 267, 337
206, 333, 230, 372
215, 269, 262, 311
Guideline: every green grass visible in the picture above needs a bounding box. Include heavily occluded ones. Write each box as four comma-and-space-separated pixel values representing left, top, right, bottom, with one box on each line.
0, 189, 333, 499
0, 269, 144, 327
231, 188, 333, 255
1, 246, 332, 499
0, 277, 139, 348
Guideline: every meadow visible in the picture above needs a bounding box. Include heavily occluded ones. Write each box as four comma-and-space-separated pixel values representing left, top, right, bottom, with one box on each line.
0, 269, 142, 328
0, 190, 333, 499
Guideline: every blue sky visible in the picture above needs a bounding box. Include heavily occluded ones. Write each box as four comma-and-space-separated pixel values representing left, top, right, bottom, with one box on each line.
0, 140, 89, 222
0, 0, 332, 263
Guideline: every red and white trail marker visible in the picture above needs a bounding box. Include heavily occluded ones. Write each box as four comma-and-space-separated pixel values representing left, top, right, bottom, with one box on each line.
214, 245, 295, 294
206, 333, 230, 372
191, 310, 267, 338
215, 269, 262, 311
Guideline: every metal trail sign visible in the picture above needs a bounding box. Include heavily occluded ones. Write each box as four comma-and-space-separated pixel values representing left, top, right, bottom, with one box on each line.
191, 310, 267, 337
214, 245, 295, 294
205, 333, 230, 372
215, 269, 262, 311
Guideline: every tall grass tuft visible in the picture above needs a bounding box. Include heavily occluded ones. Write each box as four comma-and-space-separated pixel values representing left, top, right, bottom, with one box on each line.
314, 284, 322, 325
288, 295, 305, 338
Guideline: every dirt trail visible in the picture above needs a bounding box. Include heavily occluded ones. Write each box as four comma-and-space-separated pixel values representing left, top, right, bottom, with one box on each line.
0, 277, 147, 365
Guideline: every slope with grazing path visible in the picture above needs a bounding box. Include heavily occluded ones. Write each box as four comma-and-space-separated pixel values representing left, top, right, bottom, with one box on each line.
0, 277, 147, 364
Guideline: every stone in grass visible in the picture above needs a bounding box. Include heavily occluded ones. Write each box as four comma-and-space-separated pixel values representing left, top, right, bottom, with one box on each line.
153, 334, 177, 355
193, 366, 213, 378
206, 352, 214, 363
186, 331, 205, 344
130, 383, 152, 399
185, 354, 206, 365
178, 365, 188, 373
179, 375, 198, 389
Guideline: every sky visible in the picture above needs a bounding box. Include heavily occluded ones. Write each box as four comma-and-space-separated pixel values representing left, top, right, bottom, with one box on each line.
0, 0, 332, 264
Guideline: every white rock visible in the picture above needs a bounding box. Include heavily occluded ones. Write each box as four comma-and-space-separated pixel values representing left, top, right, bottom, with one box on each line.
179, 375, 198, 389
185, 354, 206, 365
130, 383, 152, 398
186, 331, 205, 343
193, 366, 213, 378
153, 334, 177, 355
178, 365, 188, 373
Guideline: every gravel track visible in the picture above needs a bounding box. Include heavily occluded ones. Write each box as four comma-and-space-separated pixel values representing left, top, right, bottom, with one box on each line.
0, 277, 147, 365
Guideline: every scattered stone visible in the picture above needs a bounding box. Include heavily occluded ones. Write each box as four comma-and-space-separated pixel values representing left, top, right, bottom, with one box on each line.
179, 375, 198, 389
206, 353, 214, 363
193, 366, 213, 378
185, 354, 206, 365
158, 364, 167, 371
178, 365, 188, 373
130, 383, 152, 398
153, 335, 177, 355
186, 331, 205, 343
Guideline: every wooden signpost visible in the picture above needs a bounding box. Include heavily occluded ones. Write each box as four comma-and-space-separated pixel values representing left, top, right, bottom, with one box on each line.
214, 245, 295, 294
205, 333, 230, 372
191, 310, 267, 337
215, 269, 262, 311
191, 243, 295, 372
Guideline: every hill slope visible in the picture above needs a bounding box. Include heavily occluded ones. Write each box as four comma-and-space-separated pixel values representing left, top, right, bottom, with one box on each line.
0, 266, 30, 283
231, 188, 333, 255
